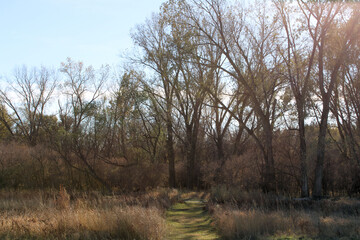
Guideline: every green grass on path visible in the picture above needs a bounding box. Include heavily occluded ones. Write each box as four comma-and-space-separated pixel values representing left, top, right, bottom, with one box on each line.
166, 199, 220, 240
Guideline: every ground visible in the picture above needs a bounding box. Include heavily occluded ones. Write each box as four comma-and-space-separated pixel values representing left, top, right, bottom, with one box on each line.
166, 198, 220, 240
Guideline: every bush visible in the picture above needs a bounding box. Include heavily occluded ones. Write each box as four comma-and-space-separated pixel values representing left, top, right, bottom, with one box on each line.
55, 185, 70, 210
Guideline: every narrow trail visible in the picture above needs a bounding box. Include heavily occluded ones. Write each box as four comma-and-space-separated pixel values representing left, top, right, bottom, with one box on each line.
166, 198, 220, 240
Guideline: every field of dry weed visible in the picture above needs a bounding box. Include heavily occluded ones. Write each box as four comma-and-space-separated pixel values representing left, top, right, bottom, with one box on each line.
209, 186, 360, 239
0, 188, 181, 239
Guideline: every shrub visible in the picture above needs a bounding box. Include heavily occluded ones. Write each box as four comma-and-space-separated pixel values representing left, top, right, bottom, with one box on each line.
55, 185, 70, 210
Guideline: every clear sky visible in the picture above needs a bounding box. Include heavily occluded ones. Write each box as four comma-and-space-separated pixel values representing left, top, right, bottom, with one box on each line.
0, 0, 166, 78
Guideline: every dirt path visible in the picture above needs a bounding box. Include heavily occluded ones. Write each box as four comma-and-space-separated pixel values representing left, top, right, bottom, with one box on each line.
166, 199, 220, 240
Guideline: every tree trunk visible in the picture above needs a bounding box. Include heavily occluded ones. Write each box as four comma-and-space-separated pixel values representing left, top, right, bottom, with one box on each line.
298, 105, 309, 197
166, 115, 176, 188
263, 124, 276, 192
313, 100, 330, 199
213, 136, 225, 183
186, 125, 199, 189
313, 40, 343, 198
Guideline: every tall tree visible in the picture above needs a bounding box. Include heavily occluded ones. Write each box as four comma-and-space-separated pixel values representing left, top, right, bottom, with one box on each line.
131, 12, 178, 187
275, 1, 320, 197
184, 0, 284, 191
161, 0, 209, 188
304, 2, 360, 198
202, 46, 233, 180
56, 58, 110, 190
330, 4, 360, 194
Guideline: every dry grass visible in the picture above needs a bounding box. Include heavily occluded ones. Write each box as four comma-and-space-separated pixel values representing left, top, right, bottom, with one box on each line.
210, 186, 291, 210
0, 188, 171, 239
213, 207, 360, 239
0, 206, 166, 239
209, 186, 360, 239
55, 185, 70, 210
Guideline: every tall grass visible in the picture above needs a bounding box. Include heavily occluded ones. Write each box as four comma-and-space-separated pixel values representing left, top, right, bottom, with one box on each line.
0, 206, 166, 239
209, 186, 360, 239
0, 188, 171, 239
213, 207, 360, 239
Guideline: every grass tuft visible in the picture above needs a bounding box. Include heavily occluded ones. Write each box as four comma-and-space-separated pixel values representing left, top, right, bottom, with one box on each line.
55, 185, 70, 210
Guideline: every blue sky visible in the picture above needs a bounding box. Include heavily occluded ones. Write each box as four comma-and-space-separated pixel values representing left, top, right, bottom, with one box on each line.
0, 0, 166, 77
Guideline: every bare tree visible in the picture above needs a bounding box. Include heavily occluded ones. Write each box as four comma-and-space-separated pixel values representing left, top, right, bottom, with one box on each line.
330, 7, 360, 193
0, 66, 56, 145
131, 12, 178, 187
184, 0, 284, 191
56, 58, 110, 190
275, 0, 321, 197
303, 2, 360, 198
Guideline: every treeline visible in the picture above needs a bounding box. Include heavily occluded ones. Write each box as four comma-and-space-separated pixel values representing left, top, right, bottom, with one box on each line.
0, 0, 359, 197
